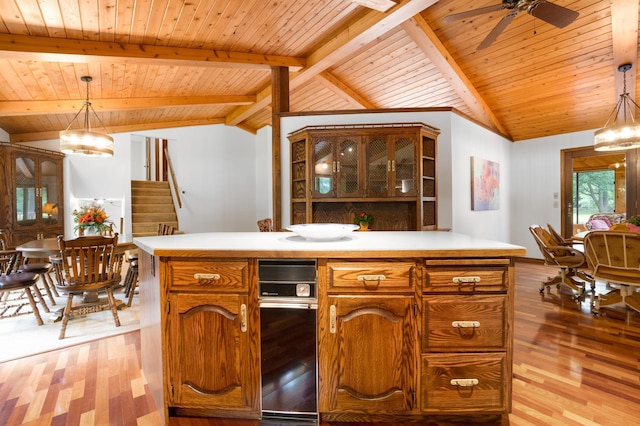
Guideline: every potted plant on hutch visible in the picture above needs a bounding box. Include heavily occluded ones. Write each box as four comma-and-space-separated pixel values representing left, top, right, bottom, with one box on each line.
354, 211, 373, 231
73, 203, 113, 236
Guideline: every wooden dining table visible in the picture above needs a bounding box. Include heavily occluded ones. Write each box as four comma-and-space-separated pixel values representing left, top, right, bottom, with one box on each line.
16, 234, 136, 314
16, 233, 135, 259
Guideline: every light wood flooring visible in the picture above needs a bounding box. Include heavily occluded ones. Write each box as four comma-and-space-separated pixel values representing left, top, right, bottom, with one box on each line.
1, 260, 639, 425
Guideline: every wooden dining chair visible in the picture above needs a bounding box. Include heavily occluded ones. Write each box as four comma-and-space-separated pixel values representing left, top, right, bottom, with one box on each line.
157, 223, 176, 235
257, 218, 273, 232
0, 229, 56, 309
50, 234, 123, 339
0, 249, 45, 325
583, 230, 640, 316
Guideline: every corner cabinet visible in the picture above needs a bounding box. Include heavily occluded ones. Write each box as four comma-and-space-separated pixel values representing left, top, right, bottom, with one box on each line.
0, 142, 64, 247
289, 123, 439, 230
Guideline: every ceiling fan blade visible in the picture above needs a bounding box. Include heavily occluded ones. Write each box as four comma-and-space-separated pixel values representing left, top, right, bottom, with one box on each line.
528, 1, 579, 28
443, 4, 505, 23
477, 12, 517, 50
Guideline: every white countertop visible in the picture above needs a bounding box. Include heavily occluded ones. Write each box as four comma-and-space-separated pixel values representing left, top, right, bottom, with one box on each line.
133, 231, 526, 259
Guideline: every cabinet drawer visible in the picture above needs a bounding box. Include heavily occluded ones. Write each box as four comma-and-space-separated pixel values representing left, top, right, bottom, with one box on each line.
425, 266, 508, 293
421, 353, 507, 412
423, 295, 506, 351
327, 261, 416, 292
168, 259, 248, 292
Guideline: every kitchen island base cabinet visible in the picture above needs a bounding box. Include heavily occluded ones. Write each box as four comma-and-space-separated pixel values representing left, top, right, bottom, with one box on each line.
134, 231, 524, 424
318, 295, 417, 414
168, 293, 259, 415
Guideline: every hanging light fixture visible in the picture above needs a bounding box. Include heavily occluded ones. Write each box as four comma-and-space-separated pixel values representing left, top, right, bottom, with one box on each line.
594, 63, 640, 151
59, 76, 113, 157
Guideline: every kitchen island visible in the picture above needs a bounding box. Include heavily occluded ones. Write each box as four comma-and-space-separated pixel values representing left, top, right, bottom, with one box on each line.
134, 230, 526, 424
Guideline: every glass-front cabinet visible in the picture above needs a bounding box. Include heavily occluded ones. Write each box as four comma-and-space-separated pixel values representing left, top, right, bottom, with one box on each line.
289, 123, 439, 230
0, 142, 64, 247
311, 136, 363, 198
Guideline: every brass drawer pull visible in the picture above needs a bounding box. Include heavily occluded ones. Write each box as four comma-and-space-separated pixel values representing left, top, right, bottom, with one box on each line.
357, 274, 386, 281
452, 321, 480, 328
194, 273, 221, 280
240, 304, 247, 332
450, 378, 478, 387
357, 274, 386, 290
452, 276, 481, 284
453, 276, 480, 292
330, 305, 336, 334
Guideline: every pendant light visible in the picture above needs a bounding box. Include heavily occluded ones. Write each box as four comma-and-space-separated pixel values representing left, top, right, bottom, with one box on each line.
59, 76, 114, 157
594, 63, 640, 151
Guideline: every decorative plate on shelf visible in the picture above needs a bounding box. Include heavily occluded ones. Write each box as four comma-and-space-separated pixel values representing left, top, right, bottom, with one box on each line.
286, 223, 360, 241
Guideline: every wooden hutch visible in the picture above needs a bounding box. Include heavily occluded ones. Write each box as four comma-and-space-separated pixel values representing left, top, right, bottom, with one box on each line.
288, 122, 438, 230
0, 142, 64, 247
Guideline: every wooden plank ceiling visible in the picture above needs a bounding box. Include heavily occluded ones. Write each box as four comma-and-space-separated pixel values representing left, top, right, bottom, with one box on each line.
0, 0, 637, 143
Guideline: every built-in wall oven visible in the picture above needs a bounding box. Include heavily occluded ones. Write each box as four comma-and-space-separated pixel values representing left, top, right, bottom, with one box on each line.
258, 259, 318, 424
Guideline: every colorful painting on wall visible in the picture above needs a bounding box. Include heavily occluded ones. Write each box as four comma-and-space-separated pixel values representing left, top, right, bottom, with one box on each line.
471, 156, 500, 211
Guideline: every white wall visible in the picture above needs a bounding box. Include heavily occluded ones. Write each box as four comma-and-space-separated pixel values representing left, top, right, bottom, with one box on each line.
510, 129, 596, 259
135, 125, 262, 233
450, 114, 513, 240
24, 124, 266, 237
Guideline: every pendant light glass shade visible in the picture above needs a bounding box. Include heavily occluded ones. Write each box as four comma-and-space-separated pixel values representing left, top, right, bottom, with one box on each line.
59, 76, 113, 157
594, 64, 640, 151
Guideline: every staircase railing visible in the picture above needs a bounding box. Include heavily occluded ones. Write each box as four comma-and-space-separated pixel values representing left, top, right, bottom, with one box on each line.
164, 147, 182, 209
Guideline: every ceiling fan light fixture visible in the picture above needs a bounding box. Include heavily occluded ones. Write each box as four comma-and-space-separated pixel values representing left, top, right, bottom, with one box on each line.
594, 64, 640, 152
59, 76, 113, 157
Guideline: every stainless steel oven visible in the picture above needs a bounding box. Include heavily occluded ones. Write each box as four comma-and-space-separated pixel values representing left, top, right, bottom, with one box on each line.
258, 259, 318, 424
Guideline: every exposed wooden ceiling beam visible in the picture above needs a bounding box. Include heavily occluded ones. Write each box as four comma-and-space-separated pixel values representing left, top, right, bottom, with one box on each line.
12, 118, 227, 143
351, 0, 397, 13
0, 34, 305, 70
610, 0, 638, 110
402, 14, 510, 138
225, 0, 440, 126
0, 96, 256, 116
317, 72, 377, 109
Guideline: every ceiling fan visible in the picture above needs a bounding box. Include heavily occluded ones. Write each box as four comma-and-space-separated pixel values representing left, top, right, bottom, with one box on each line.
443, 0, 579, 50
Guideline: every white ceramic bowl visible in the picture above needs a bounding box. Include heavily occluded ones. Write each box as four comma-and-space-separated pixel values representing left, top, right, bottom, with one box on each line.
286, 223, 360, 241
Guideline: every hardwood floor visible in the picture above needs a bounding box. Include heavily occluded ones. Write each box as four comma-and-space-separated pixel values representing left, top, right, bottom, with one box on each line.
1, 260, 639, 425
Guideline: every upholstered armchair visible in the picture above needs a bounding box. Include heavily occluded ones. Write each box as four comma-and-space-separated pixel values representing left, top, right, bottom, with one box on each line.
529, 224, 595, 297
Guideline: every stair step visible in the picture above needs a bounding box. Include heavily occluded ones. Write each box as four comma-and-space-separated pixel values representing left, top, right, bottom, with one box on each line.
132, 213, 177, 223
133, 222, 178, 234
131, 188, 173, 197
131, 180, 170, 189
131, 196, 174, 205
132, 204, 176, 214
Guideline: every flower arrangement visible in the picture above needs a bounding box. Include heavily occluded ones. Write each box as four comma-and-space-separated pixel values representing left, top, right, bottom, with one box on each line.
73, 203, 113, 235
354, 211, 373, 225
627, 215, 640, 226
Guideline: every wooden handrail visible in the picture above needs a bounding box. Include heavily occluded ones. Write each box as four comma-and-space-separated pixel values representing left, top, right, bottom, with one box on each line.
164, 147, 182, 209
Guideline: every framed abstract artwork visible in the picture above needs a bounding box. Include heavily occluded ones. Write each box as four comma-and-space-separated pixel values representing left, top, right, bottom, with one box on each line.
471, 156, 500, 211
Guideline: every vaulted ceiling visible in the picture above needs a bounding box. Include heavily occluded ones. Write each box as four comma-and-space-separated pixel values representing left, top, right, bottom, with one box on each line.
0, 0, 637, 143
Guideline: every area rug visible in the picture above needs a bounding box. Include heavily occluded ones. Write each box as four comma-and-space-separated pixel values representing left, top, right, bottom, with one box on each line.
0, 289, 139, 363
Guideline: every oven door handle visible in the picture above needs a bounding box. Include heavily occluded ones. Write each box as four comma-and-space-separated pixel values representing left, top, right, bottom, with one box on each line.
259, 301, 318, 309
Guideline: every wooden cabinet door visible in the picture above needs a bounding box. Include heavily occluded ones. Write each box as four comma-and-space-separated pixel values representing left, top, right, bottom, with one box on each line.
391, 135, 418, 197
312, 137, 337, 198
318, 294, 417, 414
312, 136, 363, 198
9, 149, 64, 244
168, 292, 259, 414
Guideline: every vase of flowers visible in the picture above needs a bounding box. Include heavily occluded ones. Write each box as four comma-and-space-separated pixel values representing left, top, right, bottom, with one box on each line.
354, 211, 373, 231
73, 204, 113, 236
